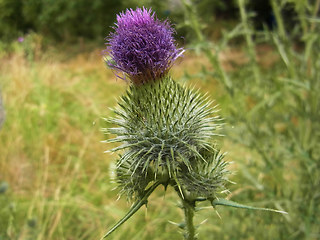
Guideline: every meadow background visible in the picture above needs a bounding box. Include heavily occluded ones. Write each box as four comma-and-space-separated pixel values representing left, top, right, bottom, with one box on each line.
0, 0, 319, 239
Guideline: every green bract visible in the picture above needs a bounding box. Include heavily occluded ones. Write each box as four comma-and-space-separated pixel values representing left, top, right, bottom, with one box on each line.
178, 149, 229, 199
106, 76, 224, 199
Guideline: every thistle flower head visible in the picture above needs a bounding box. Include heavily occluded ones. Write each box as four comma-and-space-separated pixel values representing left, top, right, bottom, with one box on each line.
105, 7, 184, 85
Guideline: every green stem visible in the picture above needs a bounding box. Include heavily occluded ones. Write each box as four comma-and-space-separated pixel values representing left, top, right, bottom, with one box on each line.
181, 0, 233, 94
270, 0, 286, 39
181, 0, 204, 42
238, 0, 261, 84
182, 199, 196, 240
311, 0, 320, 31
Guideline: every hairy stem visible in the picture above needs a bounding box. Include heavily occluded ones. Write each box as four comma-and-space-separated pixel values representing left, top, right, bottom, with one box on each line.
182, 199, 196, 240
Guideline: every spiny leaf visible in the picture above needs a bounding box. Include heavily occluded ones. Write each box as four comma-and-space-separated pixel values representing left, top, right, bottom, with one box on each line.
101, 182, 161, 239
211, 198, 288, 214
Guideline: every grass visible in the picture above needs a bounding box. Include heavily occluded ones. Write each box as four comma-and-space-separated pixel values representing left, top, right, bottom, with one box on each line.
0, 41, 236, 240
181, 0, 320, 238
0, 38, 280, 240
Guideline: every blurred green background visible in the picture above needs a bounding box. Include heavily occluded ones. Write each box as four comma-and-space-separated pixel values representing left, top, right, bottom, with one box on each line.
0, 0, 319, 239
0, 0, 237, 42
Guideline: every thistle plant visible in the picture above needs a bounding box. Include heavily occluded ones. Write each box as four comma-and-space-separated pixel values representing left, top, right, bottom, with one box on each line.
102, 7, 285, 240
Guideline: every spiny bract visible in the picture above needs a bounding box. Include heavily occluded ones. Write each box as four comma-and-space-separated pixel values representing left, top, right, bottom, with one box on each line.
106, 77, 222, 197
178, 149, 229, 199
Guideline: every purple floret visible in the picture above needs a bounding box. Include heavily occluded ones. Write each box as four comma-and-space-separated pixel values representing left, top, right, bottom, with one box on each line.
105, 7, 184, 85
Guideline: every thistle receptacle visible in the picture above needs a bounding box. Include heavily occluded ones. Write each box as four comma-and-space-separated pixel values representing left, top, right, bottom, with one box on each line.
108, 76, 225, 201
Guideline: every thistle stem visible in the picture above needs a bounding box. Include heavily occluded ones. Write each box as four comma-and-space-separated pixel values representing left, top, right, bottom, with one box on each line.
182, 199, 196, 240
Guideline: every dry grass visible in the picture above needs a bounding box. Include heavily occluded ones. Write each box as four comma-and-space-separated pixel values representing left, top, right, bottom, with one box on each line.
0, 42, 234, 239
0, 45, 128, 239
0, 41, 279, 240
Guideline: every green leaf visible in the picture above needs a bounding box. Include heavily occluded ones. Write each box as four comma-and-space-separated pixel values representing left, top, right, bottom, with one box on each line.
211, 198, 287, 214
101, 182, 161, 239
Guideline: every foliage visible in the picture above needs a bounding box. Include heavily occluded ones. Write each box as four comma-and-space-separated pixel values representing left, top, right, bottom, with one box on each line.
0, 0, 278, 43
0, 0, 123, 41
0, 0, 25, 40
181, 0, 320, 239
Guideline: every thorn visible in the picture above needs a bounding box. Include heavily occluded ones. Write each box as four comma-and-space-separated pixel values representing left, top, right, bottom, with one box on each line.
215, 209, 222, 219
177, 185, 184, 199
199, 219, 208, 225
145, 206, 148, 219
168, 221, 185, 229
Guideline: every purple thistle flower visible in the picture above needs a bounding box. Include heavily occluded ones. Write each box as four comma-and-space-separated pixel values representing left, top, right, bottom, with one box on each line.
105, 7, 184, 85
17, 37, 24, 43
